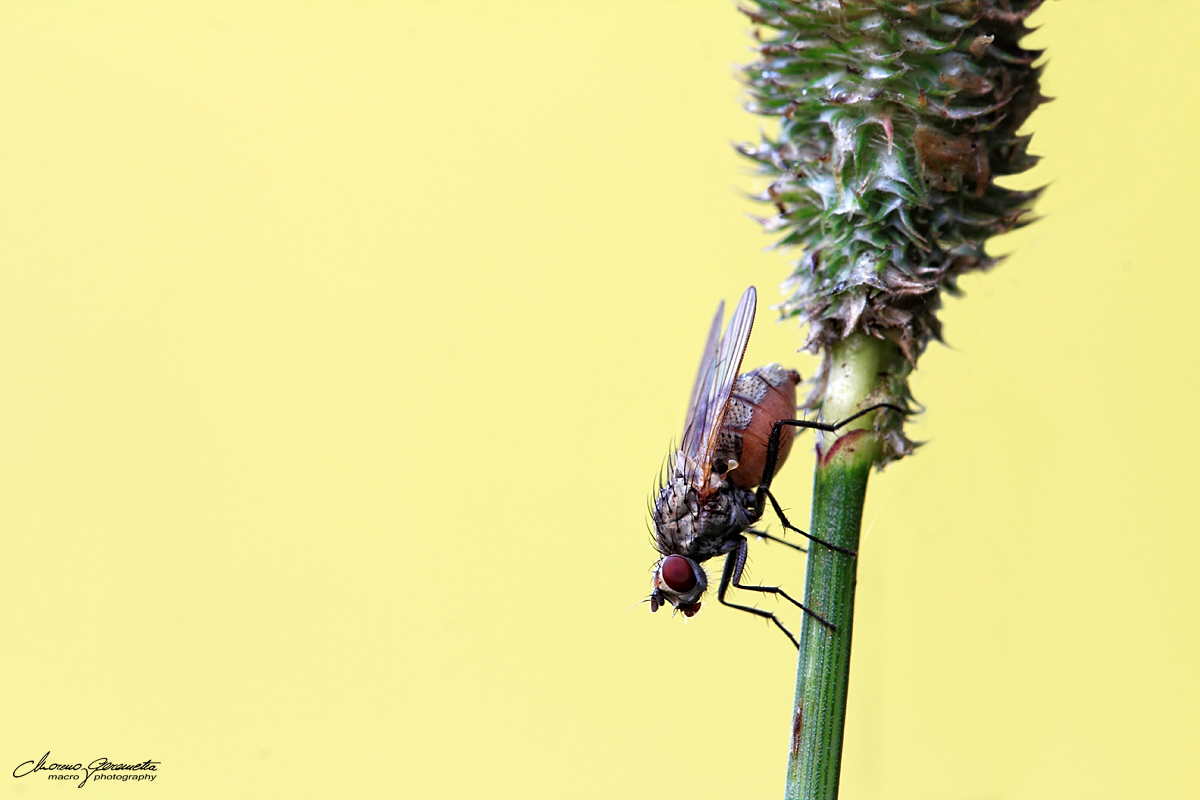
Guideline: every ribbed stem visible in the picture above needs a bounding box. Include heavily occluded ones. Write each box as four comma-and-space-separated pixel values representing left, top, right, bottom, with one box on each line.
784, 333, 890, 800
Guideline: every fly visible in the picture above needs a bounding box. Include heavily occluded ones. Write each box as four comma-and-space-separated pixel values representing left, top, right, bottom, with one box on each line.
647, 286, 900, 647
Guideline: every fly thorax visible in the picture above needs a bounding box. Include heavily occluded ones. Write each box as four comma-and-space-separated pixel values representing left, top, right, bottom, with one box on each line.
652, 476, 702, 553
688, 482, 756, 560
724, 483, 756, 530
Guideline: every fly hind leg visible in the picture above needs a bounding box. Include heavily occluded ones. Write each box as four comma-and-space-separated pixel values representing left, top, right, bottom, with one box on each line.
752, 403, 905, 557
717, 537, 834, 649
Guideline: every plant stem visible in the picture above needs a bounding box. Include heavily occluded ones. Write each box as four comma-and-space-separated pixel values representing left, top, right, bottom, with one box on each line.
784, 333, 891, 800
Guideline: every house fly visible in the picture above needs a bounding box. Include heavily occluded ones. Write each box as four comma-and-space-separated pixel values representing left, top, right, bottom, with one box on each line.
647, 286, 899, 647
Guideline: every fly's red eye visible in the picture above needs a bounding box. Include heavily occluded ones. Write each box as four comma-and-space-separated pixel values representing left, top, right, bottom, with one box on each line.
661, 555, 697, 593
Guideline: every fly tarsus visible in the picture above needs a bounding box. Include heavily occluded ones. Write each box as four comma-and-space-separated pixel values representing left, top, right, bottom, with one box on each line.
717, 593, 801, 648
717, 538, 835, 648
730, 580, 835, 636
764, 489, 858, 557
747, 527, 806, 553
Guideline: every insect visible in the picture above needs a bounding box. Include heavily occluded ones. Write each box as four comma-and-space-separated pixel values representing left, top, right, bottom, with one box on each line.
647, 286, 899, 647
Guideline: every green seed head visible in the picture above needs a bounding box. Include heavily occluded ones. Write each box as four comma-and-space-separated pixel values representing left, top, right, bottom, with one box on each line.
739, 0, 1046, 464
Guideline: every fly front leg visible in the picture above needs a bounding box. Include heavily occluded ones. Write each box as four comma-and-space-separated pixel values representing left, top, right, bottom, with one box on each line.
716, 537, 834, 648
751, 403, 904, 555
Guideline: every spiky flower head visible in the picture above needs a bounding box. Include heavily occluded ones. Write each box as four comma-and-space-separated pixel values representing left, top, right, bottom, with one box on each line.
738, 0, 1046, 463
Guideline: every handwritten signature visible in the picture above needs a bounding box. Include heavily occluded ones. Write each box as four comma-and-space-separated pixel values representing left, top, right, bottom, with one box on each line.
13, 751, 159, 787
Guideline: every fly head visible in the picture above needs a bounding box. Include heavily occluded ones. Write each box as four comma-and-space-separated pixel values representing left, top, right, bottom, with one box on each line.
649, 554, 707, 618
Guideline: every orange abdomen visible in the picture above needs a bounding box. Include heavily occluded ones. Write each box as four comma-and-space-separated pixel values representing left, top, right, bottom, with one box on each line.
722, 364, 800, 489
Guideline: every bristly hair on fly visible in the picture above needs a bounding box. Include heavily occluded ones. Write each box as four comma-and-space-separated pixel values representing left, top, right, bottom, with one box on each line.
646, 440, 679, 549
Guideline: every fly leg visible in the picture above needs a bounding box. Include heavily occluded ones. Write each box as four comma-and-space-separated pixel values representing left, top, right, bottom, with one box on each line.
752, 403, 905, 556
746, 528, 806, 553
717, 536, 834, 648
763, 489, 857, 556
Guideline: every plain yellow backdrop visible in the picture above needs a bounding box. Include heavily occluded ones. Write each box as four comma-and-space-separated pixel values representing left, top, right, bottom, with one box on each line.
2, 2, 1198, 798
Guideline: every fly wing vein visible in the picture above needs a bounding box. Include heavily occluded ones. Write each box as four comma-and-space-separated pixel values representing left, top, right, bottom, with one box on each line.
681, 299, 724, 464
692, 286, 756, 492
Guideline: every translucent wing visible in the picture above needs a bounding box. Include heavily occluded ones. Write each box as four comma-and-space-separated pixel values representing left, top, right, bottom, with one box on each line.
692, 287, 757, 489
680, 299, 724, 463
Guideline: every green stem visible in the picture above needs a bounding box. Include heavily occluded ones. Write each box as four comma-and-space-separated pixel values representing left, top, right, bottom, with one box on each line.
784, 333, 891, 800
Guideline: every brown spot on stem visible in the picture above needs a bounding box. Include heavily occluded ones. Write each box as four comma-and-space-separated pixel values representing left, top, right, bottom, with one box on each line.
819, 428, 868, 467
791, 705, 805, 755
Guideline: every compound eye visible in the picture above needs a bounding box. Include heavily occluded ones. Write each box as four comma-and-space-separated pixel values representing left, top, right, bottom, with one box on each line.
660, 555, 697, 593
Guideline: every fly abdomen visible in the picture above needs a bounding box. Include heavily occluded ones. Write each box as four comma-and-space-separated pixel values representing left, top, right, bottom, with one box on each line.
722, 364, 801, 489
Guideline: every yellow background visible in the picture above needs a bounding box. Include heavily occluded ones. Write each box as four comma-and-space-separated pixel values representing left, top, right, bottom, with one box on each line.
2, 2, 1197, 798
